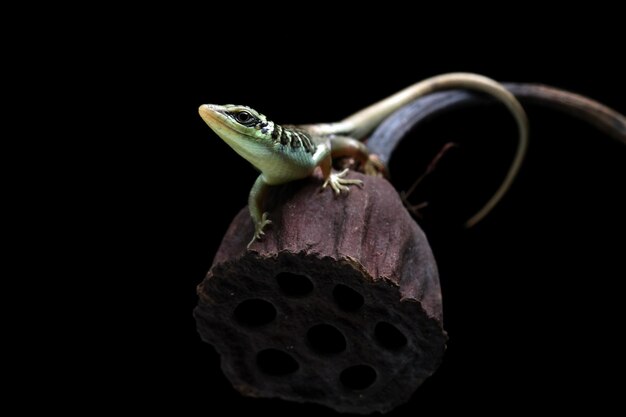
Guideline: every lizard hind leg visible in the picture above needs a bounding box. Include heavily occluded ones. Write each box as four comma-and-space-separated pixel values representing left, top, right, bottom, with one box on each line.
330, 136, 386, 177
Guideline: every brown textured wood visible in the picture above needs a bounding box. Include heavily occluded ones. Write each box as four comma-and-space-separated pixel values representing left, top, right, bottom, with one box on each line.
195, 172, 446, 414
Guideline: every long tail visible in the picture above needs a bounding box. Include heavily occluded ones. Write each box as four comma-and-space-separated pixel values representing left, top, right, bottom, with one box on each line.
324, 72, 529, 228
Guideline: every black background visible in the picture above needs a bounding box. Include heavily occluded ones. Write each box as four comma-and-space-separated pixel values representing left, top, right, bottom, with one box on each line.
127, 32, 625, 415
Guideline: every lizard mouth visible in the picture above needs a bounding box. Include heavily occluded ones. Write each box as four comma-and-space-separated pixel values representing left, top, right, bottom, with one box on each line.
199, 104, 244, 136
198, 104, 222, 124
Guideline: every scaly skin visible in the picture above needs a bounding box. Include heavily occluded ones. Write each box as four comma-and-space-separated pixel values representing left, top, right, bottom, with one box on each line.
199, 73, 529, 247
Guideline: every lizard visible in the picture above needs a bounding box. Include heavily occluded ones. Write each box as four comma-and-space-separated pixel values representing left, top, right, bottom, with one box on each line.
199, 72, 529, 248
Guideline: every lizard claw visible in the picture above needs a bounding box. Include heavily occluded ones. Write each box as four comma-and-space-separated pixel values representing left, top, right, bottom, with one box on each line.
248, 212, 272, 248
363, 154, 387, 177
323, 169, 363, 194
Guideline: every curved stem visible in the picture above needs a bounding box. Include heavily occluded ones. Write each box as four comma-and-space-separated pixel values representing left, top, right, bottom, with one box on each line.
366, 83, 626, 225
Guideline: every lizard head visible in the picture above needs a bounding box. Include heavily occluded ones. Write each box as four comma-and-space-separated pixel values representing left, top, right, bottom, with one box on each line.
199, 104, 277, 170
199, 104, 273, 142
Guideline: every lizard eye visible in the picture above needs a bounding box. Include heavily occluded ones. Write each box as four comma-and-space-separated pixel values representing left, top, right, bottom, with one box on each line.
235, 111, 253, 124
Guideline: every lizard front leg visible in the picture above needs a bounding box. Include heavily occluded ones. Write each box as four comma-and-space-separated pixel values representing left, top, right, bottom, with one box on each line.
313, 142, 363, 194
247, 175, 272, 248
